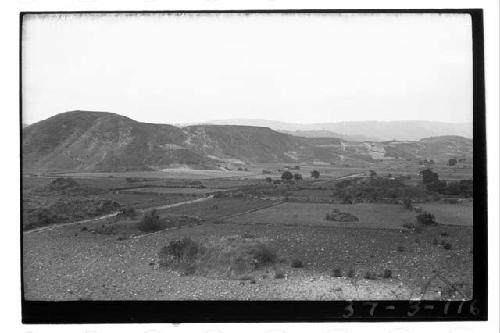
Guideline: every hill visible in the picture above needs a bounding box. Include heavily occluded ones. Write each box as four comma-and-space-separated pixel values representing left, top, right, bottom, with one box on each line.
22, 111, 334, 172
22, 111, 473, 172
206, 119, 472, 141
22, 111, 214, 172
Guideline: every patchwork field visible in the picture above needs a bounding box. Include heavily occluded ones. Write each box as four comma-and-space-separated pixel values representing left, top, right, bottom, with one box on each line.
22, 161, 474, 301
229, 202, 473, 229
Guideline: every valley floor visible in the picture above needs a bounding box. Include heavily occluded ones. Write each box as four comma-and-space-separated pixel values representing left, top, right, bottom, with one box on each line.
23, 216, 472, 301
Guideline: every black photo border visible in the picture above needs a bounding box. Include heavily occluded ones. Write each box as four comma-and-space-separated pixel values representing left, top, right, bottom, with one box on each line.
20, 9, 487, 323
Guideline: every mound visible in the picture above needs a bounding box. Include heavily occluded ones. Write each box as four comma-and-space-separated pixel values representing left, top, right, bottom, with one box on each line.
325, 209, 359, 222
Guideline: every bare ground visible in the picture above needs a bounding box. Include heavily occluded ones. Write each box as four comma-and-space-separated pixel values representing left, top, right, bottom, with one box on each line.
23, 219, 472, 301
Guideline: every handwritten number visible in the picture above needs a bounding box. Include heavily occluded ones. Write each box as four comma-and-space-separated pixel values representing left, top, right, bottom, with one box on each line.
469, 299, 480, 316
457, 301, 465, 314
364, 302, 378, 316
443, 301, 450, 315
343, 302, 354, 318
408, 301, 420, 317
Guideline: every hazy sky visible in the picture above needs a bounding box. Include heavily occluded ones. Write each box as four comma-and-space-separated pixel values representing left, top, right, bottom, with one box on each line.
22, 13, 473, 125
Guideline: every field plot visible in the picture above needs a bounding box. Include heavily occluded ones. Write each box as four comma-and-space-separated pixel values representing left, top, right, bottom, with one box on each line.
58, 168, 261, 180
419, 202, 473, 226
229, 202, 419, 229
157, 197, 278, 220
121, 187, 226, 195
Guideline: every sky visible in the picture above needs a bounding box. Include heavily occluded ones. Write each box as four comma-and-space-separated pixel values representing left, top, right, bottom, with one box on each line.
22, 13, 473, 125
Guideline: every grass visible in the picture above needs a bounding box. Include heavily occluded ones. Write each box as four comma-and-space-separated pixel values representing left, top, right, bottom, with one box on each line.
158, 198, 273, 220
229, 202, 426, 229
419, 202, 473, 226
157, 235, 278, 279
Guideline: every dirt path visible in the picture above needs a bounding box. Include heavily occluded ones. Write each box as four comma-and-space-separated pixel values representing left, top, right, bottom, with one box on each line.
24, 195, 214, 235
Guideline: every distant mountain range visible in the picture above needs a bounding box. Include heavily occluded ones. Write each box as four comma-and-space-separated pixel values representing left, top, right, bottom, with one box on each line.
22, 111, 473, 172
203, 119, 472, 141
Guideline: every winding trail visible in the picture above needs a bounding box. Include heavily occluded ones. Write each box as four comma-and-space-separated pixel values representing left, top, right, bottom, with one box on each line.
23, 195, 214, 235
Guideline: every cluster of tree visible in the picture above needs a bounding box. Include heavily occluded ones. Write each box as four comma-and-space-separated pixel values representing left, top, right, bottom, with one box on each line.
426, 179, 473, 197
279, 170, 319, 181
332, 177, 428, 203
420, 168, 472, 197
280, 171, 303, 181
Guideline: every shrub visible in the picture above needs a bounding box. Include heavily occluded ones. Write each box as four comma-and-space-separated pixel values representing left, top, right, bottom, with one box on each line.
249, 243, 277, 267
416, 212, 436, 226
290, 259, 303, 268
364, 271, 377, 280
119, 207, 137, 219
325, 209, 359, 222
265, 177, 273, 183
397, 245, 405, 252
441, 241, 452, 250
346, 268, 355, 278
311, 170, 320, 179
402, 199, 413, 210
440, 232, 449, 237
383, 269, 392, 279
161, 236, 201, 263
331, 268, 342, 277
138, 209, 162, 232
281, 171, 293, 181
274, 270, 285, 279
293, 173, 303, 181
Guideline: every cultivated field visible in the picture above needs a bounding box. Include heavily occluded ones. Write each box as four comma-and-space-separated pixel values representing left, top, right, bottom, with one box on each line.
22, 162, 474, 301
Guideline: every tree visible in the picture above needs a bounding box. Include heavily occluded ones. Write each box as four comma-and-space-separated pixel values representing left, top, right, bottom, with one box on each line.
420, 169, 439, 185
281, 171, 293, 181
311, 170, 320, 179
293, 173, 303, 181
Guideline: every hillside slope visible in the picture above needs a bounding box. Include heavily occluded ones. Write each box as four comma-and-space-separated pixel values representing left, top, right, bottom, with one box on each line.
206, 119, 472, 141
22, 111, 473, 172
23, 111, 330, 172
22, 111, 213, 172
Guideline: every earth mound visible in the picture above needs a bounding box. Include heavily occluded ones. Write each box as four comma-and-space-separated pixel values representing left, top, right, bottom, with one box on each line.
325, 209, 359, 222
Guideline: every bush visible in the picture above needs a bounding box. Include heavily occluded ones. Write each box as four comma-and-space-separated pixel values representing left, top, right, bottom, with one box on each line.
290, 259, 303, 268
402, 199, 413, 210
416, 212, 437, 225
160, 236, 201, 264
311, 170, 320, 179
249, 243, 277, 267
281, 171, 293, 181
364, 271, 377, 280
293, 173, 303, 181
119, 207, 137, 219
274, 270, 285, 279
383, 269, 392, 279
325, 209, 359, 222
397, 245, 405, 252
138, 209, 163, 232
441, 241, 452, 250
346, 268, 355, 278
331, 268, 342, 277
